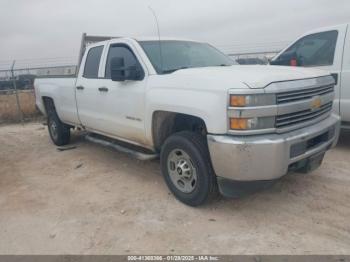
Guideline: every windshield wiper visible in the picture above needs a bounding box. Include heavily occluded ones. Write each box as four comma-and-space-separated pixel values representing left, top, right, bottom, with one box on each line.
162, 66, 189, 74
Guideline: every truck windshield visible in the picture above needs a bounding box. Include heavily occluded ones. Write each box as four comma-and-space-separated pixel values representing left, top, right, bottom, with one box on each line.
139, 41, 236, 74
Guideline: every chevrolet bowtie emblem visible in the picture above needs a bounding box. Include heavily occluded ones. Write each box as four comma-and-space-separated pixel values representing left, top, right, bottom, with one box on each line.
311, 96, 322, 110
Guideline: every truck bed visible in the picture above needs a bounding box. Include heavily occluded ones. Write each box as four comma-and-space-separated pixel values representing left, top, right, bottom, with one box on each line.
34, 77, 79, 125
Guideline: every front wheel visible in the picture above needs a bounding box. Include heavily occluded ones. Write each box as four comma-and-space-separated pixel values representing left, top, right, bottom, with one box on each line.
160, 131, 217, 206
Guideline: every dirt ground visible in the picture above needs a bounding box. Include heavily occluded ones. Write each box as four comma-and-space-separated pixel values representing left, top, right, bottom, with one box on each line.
0, 122, 350, 255
0, 90, 39, 122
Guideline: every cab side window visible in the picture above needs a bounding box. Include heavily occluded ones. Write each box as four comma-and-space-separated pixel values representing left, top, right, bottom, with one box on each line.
105, 45, 143, 79
83, 46, 103, 78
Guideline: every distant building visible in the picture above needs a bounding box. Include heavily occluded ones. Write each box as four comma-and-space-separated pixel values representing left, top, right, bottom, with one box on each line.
36, 66, 77, 76
229, 51, 279, 65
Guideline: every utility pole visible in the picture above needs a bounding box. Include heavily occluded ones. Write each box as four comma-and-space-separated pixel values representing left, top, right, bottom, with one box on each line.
11, 60, 24, 124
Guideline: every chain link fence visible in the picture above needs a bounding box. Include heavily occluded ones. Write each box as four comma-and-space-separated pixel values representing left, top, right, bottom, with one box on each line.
0, 60, 76, 123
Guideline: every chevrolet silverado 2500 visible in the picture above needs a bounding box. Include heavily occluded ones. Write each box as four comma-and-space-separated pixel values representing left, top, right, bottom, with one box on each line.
35, 37, 340, 206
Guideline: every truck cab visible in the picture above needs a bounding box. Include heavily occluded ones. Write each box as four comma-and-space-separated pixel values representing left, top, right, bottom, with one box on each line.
271, 23, 350, 128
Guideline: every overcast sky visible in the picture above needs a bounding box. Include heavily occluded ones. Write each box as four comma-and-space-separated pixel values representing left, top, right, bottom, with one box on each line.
0, 0, 350, 66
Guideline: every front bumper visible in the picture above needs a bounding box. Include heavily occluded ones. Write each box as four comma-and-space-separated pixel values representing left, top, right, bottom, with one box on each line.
207, 114, 340, 182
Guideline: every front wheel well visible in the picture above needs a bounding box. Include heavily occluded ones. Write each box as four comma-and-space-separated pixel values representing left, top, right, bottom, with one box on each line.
152, 111, 207, 152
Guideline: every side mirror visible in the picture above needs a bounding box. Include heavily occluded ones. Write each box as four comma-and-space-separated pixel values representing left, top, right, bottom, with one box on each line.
111, 57, 126, 81
110, 57, 144, 82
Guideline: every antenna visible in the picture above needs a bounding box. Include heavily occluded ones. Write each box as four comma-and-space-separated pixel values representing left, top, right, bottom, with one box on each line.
148, 6, 164, 73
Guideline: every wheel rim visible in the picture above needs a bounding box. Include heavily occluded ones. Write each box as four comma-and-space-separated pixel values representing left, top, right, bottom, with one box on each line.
49, 119, 58, 141
167, 149, 197, 193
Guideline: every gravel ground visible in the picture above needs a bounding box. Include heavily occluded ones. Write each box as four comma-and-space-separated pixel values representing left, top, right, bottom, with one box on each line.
0, 122, 349, 255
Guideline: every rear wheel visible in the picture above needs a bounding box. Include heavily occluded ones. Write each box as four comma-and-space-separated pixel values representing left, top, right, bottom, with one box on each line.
160, 131, 217, 206
46, 100, 70, 146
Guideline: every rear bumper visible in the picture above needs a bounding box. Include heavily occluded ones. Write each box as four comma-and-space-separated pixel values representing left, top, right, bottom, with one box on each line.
207, 114, 340, 182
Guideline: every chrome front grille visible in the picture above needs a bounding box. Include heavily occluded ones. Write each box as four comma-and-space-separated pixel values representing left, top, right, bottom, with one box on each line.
276, 84, 334, 104
276, 102, 333, 129
227, 76, 335, 135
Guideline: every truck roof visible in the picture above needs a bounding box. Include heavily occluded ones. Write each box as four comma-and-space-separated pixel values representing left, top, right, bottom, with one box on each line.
77, 33, 202, 67
90, 37, 201, 46
303, 23, 349, 36
133, 36, 199, 42
83, 37, 203, 53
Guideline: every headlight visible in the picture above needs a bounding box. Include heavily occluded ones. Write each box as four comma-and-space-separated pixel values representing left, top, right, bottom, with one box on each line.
230, 117, 275, 130
230, 94, 276, 107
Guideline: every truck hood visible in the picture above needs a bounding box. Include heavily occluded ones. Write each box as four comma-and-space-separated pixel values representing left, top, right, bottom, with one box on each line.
170, 65, 330, 89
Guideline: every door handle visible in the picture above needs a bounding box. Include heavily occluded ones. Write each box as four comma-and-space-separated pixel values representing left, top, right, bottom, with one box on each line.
98, 87, 109, 92
76, 86, 84, 90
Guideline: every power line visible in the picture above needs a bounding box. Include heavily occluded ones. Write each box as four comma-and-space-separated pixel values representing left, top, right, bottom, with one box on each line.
0, 56, 77, 63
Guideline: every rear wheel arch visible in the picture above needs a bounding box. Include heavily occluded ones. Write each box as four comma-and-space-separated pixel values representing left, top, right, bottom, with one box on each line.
42, 96, 55, 115
42, 96, 71, 146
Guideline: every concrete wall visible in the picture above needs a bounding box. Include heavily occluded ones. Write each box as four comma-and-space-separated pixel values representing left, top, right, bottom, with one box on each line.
0, 90, 40, 122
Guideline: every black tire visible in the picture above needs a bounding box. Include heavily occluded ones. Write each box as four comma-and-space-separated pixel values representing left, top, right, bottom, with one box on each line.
46, 101, 70, 146
160, 131, 217, 206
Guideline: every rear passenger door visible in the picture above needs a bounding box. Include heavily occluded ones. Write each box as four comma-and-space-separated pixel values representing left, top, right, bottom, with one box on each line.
75, 44, 105, 130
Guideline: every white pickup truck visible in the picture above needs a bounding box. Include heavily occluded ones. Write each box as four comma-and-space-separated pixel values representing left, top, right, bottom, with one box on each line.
35, 37, 340, 206
271, 23, 350, 129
